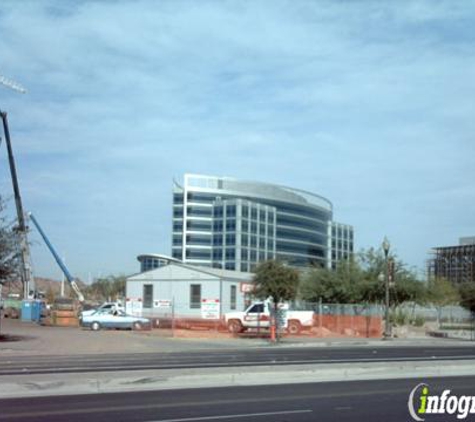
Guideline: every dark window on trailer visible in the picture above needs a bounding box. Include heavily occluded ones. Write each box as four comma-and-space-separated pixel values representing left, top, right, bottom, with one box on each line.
190, 284, 201, 309
230, 285, 237, 310
143, 284, 153, 308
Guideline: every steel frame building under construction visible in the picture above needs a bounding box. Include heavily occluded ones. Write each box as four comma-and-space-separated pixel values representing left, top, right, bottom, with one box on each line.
428, 237, 475, 284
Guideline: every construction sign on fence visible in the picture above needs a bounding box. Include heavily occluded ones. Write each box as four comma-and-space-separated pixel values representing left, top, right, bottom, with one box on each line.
125, 298, 143, 316
201, 299, 220, 319
154, 299, 172, 308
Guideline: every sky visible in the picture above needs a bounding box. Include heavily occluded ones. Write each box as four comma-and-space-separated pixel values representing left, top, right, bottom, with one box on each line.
0, 0, 474, 282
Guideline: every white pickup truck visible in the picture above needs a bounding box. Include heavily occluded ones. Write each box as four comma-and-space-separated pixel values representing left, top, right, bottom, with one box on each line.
225, 301, 315, 334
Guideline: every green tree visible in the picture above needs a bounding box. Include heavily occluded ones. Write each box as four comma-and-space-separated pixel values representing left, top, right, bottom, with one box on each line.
427, 277, 459, 326
253, 260, 300, 339
86, 275, 126, 301
358, 248, 426, 307
252, 260, 299, 338
392, 277, 426, 307
300, 259, 363, 303
299, 248, 426, 308
459, 283, 475, 314
253, 260, 300, 303
0, 197, 19, 286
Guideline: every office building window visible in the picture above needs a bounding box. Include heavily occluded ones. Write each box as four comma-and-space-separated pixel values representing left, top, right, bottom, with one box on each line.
227, 205, 236, 217
213, 248, 223, 260
225, 248, 235, 260
226, 219, 236, 231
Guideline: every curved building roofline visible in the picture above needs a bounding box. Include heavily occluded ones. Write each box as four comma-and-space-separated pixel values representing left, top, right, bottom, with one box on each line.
173, 177, 183, 191
137, 253, 182, 263
178, 173, 333, 212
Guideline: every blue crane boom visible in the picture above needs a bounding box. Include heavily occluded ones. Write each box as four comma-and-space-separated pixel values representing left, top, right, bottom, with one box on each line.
28, 212, 85, 302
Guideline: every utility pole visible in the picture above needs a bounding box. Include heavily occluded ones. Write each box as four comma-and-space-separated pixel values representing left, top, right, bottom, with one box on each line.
61, 254, 65, 297
0, 73, 32, 299
382, 237, 391, 340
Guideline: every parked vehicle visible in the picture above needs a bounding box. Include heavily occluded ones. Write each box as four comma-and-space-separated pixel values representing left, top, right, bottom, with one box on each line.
80, 301, 124, 318
225, 301, 315, 334
80, 309, 151, 331
0, 297, 22, 318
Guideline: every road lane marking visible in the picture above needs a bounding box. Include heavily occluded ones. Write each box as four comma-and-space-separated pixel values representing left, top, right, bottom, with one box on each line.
145, 409, 313, 422
1, 384, 466, 419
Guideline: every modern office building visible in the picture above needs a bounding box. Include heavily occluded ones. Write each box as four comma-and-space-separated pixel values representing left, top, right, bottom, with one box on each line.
428, 237, 475, 284
137, 254, 181, 273
172, 174, 353, 271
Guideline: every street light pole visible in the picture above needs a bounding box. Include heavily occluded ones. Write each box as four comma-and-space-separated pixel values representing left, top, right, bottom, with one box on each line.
382, 237, 391, 339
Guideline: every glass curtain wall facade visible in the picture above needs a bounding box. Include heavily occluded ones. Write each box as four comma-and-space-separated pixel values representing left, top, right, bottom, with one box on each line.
172, 174, 353, 271
137, 254, 181, 273
331, 223, 354, 269
212, 199, 277, 272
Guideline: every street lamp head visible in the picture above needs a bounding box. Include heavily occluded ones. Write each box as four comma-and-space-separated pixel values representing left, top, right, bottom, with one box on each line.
0, 74, 27, 94
382, 236, 390, 257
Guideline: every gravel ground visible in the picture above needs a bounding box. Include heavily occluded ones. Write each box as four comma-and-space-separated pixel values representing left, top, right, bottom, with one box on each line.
0, 318, 269, 356
1, 318, 471, 356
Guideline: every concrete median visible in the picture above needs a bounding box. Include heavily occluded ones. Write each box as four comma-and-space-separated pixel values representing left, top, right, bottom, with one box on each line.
1, 360, 475, 399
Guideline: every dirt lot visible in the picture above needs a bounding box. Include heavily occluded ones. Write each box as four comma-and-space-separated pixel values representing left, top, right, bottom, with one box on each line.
0, 318, 266, 356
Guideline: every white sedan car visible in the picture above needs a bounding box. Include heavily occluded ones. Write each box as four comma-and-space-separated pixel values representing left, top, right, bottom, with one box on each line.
80, 309, 151, 331
80, 302, 124, 318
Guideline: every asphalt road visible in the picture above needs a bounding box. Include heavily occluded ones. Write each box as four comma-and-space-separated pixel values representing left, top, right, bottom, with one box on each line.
1, 376, 474, 422
0, 345, 474, 375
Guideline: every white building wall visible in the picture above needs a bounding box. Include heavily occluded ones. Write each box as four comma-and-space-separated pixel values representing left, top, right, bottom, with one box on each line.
126, 264, 249, 319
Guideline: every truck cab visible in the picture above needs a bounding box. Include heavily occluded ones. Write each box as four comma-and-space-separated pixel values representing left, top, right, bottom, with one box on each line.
225, 301, 314, 334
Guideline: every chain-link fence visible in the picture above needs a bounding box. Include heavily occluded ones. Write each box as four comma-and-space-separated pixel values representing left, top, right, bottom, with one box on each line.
295, 302, 384, 338
126, 298, 475, 340
397, 303, 472, 324
130, 300, 384, 339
